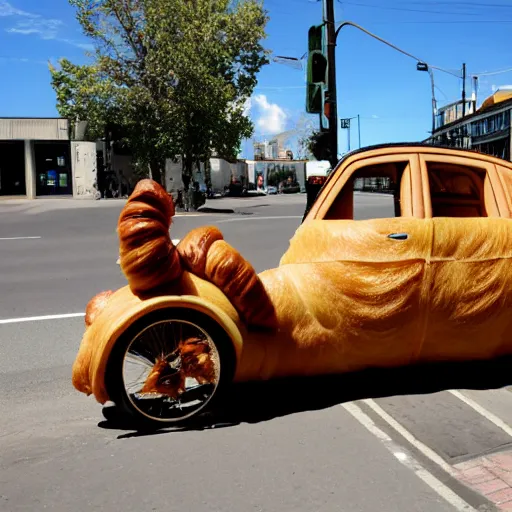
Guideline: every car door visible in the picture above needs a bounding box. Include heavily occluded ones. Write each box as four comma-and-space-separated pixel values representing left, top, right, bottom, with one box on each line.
417, 152, 512, 363
494, 163, 512, 218
282, 151, 434, 369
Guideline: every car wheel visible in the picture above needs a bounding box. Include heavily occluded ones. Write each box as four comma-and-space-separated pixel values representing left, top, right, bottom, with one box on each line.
105, 308, 236, 429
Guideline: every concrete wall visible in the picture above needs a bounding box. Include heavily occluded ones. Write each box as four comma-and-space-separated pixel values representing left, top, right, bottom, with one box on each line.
210, 158, 232, 194
165, 159, 184, 198
110, 152, 139, 192
164, 157, 206, 197
24, 140, 35, 199
230, 160, 249, 184
0, 118, 69, 141
71, 141, 99, 199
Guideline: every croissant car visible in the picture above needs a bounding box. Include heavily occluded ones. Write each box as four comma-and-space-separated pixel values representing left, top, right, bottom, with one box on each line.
72, 143, 512, 427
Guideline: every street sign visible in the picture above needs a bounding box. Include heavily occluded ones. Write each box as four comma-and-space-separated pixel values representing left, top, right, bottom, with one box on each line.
340, 119, 351, 129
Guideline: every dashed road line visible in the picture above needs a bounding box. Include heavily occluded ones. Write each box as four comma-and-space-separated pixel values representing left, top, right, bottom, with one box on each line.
0, 236, 42, 240
0, 312, 85, 325
450, 389, 512, 439
342, 401, 477, 511
363, 398, 458, 476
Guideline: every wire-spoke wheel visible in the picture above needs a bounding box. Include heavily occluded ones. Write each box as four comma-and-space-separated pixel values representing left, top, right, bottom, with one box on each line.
105, 308, 236, 428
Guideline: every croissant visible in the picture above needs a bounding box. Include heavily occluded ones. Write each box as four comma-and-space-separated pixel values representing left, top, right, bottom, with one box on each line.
73, 178, 512, 406
116, 179, 276, 329
117, 179, 183, 295
177, 227, 277, 329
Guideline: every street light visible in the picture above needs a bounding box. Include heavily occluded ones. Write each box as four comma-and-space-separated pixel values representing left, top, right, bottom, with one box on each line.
416, 62, 437, 134
340, 115, 361, 151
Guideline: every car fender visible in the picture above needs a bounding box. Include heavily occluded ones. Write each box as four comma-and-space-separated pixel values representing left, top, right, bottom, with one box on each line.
75, 287, 244, 405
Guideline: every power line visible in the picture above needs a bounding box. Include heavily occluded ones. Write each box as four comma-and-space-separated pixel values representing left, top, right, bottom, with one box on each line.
405, 1, 512, 7
339, 1, 483, 16
369, 20, 512, 23
473, 67, 512, 77
335, 21, 463, 80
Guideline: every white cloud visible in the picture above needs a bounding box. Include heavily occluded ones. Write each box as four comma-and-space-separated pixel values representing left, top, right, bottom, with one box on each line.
252, 94, 287, 134
7, 18, 63, 39
0, 0, 33, 17
2, 1, 91, 50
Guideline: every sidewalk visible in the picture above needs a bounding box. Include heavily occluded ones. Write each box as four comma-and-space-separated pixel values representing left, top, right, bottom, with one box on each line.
0, 191, 306, 215
456, 452, 512, 510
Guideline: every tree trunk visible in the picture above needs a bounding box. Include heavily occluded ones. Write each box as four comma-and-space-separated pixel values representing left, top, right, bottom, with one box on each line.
182, 154, 193, 192
149, 159, 164, 187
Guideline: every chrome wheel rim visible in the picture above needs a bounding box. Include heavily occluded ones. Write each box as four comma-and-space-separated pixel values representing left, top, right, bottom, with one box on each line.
121, 319, 221, 423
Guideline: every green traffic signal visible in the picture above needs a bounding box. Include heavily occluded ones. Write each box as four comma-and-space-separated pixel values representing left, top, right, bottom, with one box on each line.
308, 25, 324, 52
306, 24, 328, 114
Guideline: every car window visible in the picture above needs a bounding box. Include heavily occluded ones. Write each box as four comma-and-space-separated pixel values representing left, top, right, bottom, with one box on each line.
325, 161, 412, 220
424, 161, 488, 218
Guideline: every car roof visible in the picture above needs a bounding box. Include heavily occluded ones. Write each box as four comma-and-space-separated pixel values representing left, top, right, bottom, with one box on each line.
302, 142, 512, 221
336, 142, 512, 170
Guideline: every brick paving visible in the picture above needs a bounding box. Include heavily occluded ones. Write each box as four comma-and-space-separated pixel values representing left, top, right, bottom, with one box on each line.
455, 450, 512, 510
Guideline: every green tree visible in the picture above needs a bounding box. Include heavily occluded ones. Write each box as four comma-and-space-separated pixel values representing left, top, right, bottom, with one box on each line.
304, 130, 332, 162
50, 0, 269, 187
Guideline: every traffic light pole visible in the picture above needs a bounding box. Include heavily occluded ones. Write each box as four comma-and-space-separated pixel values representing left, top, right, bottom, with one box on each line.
324, 0, 338, 169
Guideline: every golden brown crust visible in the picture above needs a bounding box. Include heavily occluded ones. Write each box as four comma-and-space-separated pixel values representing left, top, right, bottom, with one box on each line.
85, 290, 114, 328
117, 179, 182, 295
178, 227, 277, 329
176, 226, 224, 276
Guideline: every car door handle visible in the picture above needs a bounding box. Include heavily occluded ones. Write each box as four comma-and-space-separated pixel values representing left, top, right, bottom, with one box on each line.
387, 233, 408, 240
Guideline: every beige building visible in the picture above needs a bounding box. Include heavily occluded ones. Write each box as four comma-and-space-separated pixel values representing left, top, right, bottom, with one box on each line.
0, 117, 98, 199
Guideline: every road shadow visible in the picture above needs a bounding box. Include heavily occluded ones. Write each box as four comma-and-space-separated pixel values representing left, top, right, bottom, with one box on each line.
98, 356, 512, 438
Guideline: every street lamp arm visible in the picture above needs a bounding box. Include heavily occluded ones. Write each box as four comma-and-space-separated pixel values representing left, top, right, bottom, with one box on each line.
334, 21, 425, 64
334, 21, 462, 80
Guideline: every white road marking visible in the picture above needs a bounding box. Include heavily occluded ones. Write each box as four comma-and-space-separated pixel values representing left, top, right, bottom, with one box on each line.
0, 312, 85, 325
363, 398, 457, 476
394, 451, 408, 462
0, 236, 41, 240
449, 389, 512, 438
342, 402, 477, 512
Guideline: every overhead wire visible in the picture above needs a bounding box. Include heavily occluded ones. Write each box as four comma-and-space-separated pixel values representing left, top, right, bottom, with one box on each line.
473, 67, 512, 77
338, 1, 483, 16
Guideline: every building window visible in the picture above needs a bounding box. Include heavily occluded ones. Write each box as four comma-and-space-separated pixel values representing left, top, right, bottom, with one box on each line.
471, 110, 511, 137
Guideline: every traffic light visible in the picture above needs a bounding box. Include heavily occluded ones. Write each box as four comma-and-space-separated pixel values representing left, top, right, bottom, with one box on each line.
306, 24, 328, 118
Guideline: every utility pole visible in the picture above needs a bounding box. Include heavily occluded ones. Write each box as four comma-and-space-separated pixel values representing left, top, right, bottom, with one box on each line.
462, 63, 467, 117
324, 0, 338, 168
472, 75, 478, 112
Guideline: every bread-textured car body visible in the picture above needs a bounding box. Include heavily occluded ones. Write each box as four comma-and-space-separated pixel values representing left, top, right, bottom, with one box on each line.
72, 144, 512, 416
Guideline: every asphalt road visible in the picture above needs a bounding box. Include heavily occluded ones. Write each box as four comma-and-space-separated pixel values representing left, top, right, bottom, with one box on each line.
1, 192, 511, 511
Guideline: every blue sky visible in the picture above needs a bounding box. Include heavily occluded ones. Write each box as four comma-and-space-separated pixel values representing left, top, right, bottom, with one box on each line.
1, 0, 512, 160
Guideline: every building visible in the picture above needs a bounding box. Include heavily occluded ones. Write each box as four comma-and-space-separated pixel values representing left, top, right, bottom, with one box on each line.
426, 89, 512, 162
253, 138, 293, 161
253, 140, 276, 160
246, 158, 308, 192
0, 118, 98, 199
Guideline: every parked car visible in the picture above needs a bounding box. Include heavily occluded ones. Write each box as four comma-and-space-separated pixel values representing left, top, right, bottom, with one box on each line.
72, 143, 512, 428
